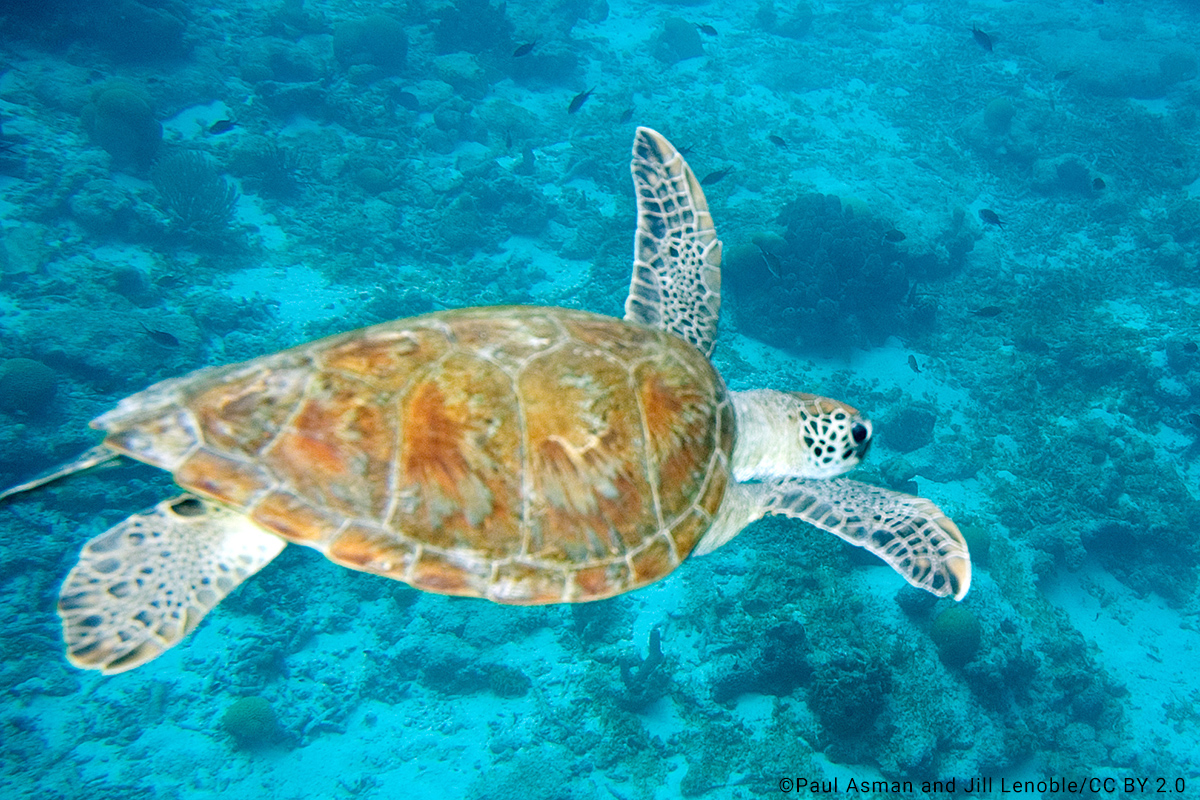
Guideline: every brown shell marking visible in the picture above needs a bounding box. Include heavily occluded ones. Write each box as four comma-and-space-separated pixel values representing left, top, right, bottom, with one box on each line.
95, 307, 733, 604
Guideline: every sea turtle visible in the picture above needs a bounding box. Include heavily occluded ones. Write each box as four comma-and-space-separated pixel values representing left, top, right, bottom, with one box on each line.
1, 128, 970, 675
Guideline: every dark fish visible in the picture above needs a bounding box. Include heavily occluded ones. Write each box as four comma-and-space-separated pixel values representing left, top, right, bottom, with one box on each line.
141, 322, 180, 347
1186, 413, 1200, 428
768, 134, 788, 150
619, 107, 634, 124
1054, 69, 1077, 81
208, 119, 236, 135
972, 25, 993, 52
695, 23, 718, 36
883, 229, 906, 242
505, 128, 513, 149
978, 208, 1004, 227
513, 41, 537, 57
1093, 177, 1105, 190
568, 87, 595, 114
1184, 341, 1198, 354
970, 306, 1003, 317
677, 144, 696, 156
395, 91, 420, 111
908, 355, 921, 373
701, 166, 734, 185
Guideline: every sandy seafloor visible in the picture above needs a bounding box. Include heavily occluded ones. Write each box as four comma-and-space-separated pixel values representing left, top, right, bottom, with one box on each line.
2, 0, 1200, 797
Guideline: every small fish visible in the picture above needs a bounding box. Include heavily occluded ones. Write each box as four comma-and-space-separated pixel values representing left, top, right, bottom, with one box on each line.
972, 25, 993, 52
695, 23, 718, 36
394, 91, 420, 111
677, 144, 696, 156
883, 229, 906, 242
978, 208, 1004, 227
768, 134, 788, 150
1092, 177, 1105, 190
619, 107, 634, 124
513, 41, 537, 57
971, 306, 1003, 317
1184, 341, 1199, 354
1186, 413, 1200, 428
1054, 69, 1077, 81
756, 247, 781, 278
908, 355, 921, 373
701, 166, 734, 185
140, 322, 180, 347
505, 129, 513, 149
568, 87, 595, 114
208, 119, 236, 135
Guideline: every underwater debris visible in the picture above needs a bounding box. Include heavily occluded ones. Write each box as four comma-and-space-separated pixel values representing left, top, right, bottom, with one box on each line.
972, 25, 993, 52
701, 166, 734, 185
978, 208, 1004, 227
567, 87, 594, 113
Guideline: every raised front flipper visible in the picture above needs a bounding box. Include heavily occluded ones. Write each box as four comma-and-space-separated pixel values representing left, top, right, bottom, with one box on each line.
58, 495, 285, 674
625, 127, 722, 357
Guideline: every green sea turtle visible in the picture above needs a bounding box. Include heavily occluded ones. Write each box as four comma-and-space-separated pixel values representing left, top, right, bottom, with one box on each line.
1, 128, 970, 675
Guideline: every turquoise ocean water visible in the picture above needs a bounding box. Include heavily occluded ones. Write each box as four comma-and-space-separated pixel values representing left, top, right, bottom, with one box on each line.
1, 0, 1199, 797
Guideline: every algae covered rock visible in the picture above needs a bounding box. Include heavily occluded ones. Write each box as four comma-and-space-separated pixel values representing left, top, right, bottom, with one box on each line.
334, 15, 408, 74
0, 358, 58, 415
930, 605, 982, 667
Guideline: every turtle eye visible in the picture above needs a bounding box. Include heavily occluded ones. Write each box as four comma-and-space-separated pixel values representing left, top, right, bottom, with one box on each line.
851, 423, 869, 445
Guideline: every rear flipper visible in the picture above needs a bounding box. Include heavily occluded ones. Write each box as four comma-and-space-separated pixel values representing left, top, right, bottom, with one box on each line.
59, 494, 286, 675
697, 478, 971, 600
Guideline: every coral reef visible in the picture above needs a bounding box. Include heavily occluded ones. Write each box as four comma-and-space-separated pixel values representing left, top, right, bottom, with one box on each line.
222, 696, 280, 748
333, 15, 408, 76
711, 620, 810, 702
434, 0, 512, 55
0, 358, 57, 415
655, 18, 705, 64
80, 83, 162, 170
731, 194, 938, 350
616, 628, 668, 710
151, 151, 240, 236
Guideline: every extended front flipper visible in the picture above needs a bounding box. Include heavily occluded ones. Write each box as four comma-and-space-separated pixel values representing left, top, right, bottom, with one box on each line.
59, 494, 286, 674
696, 478, 971, 600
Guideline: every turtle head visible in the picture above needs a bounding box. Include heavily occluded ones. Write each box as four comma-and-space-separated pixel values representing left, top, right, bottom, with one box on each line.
729, 390, 872, 481
789, 392, 872, 478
